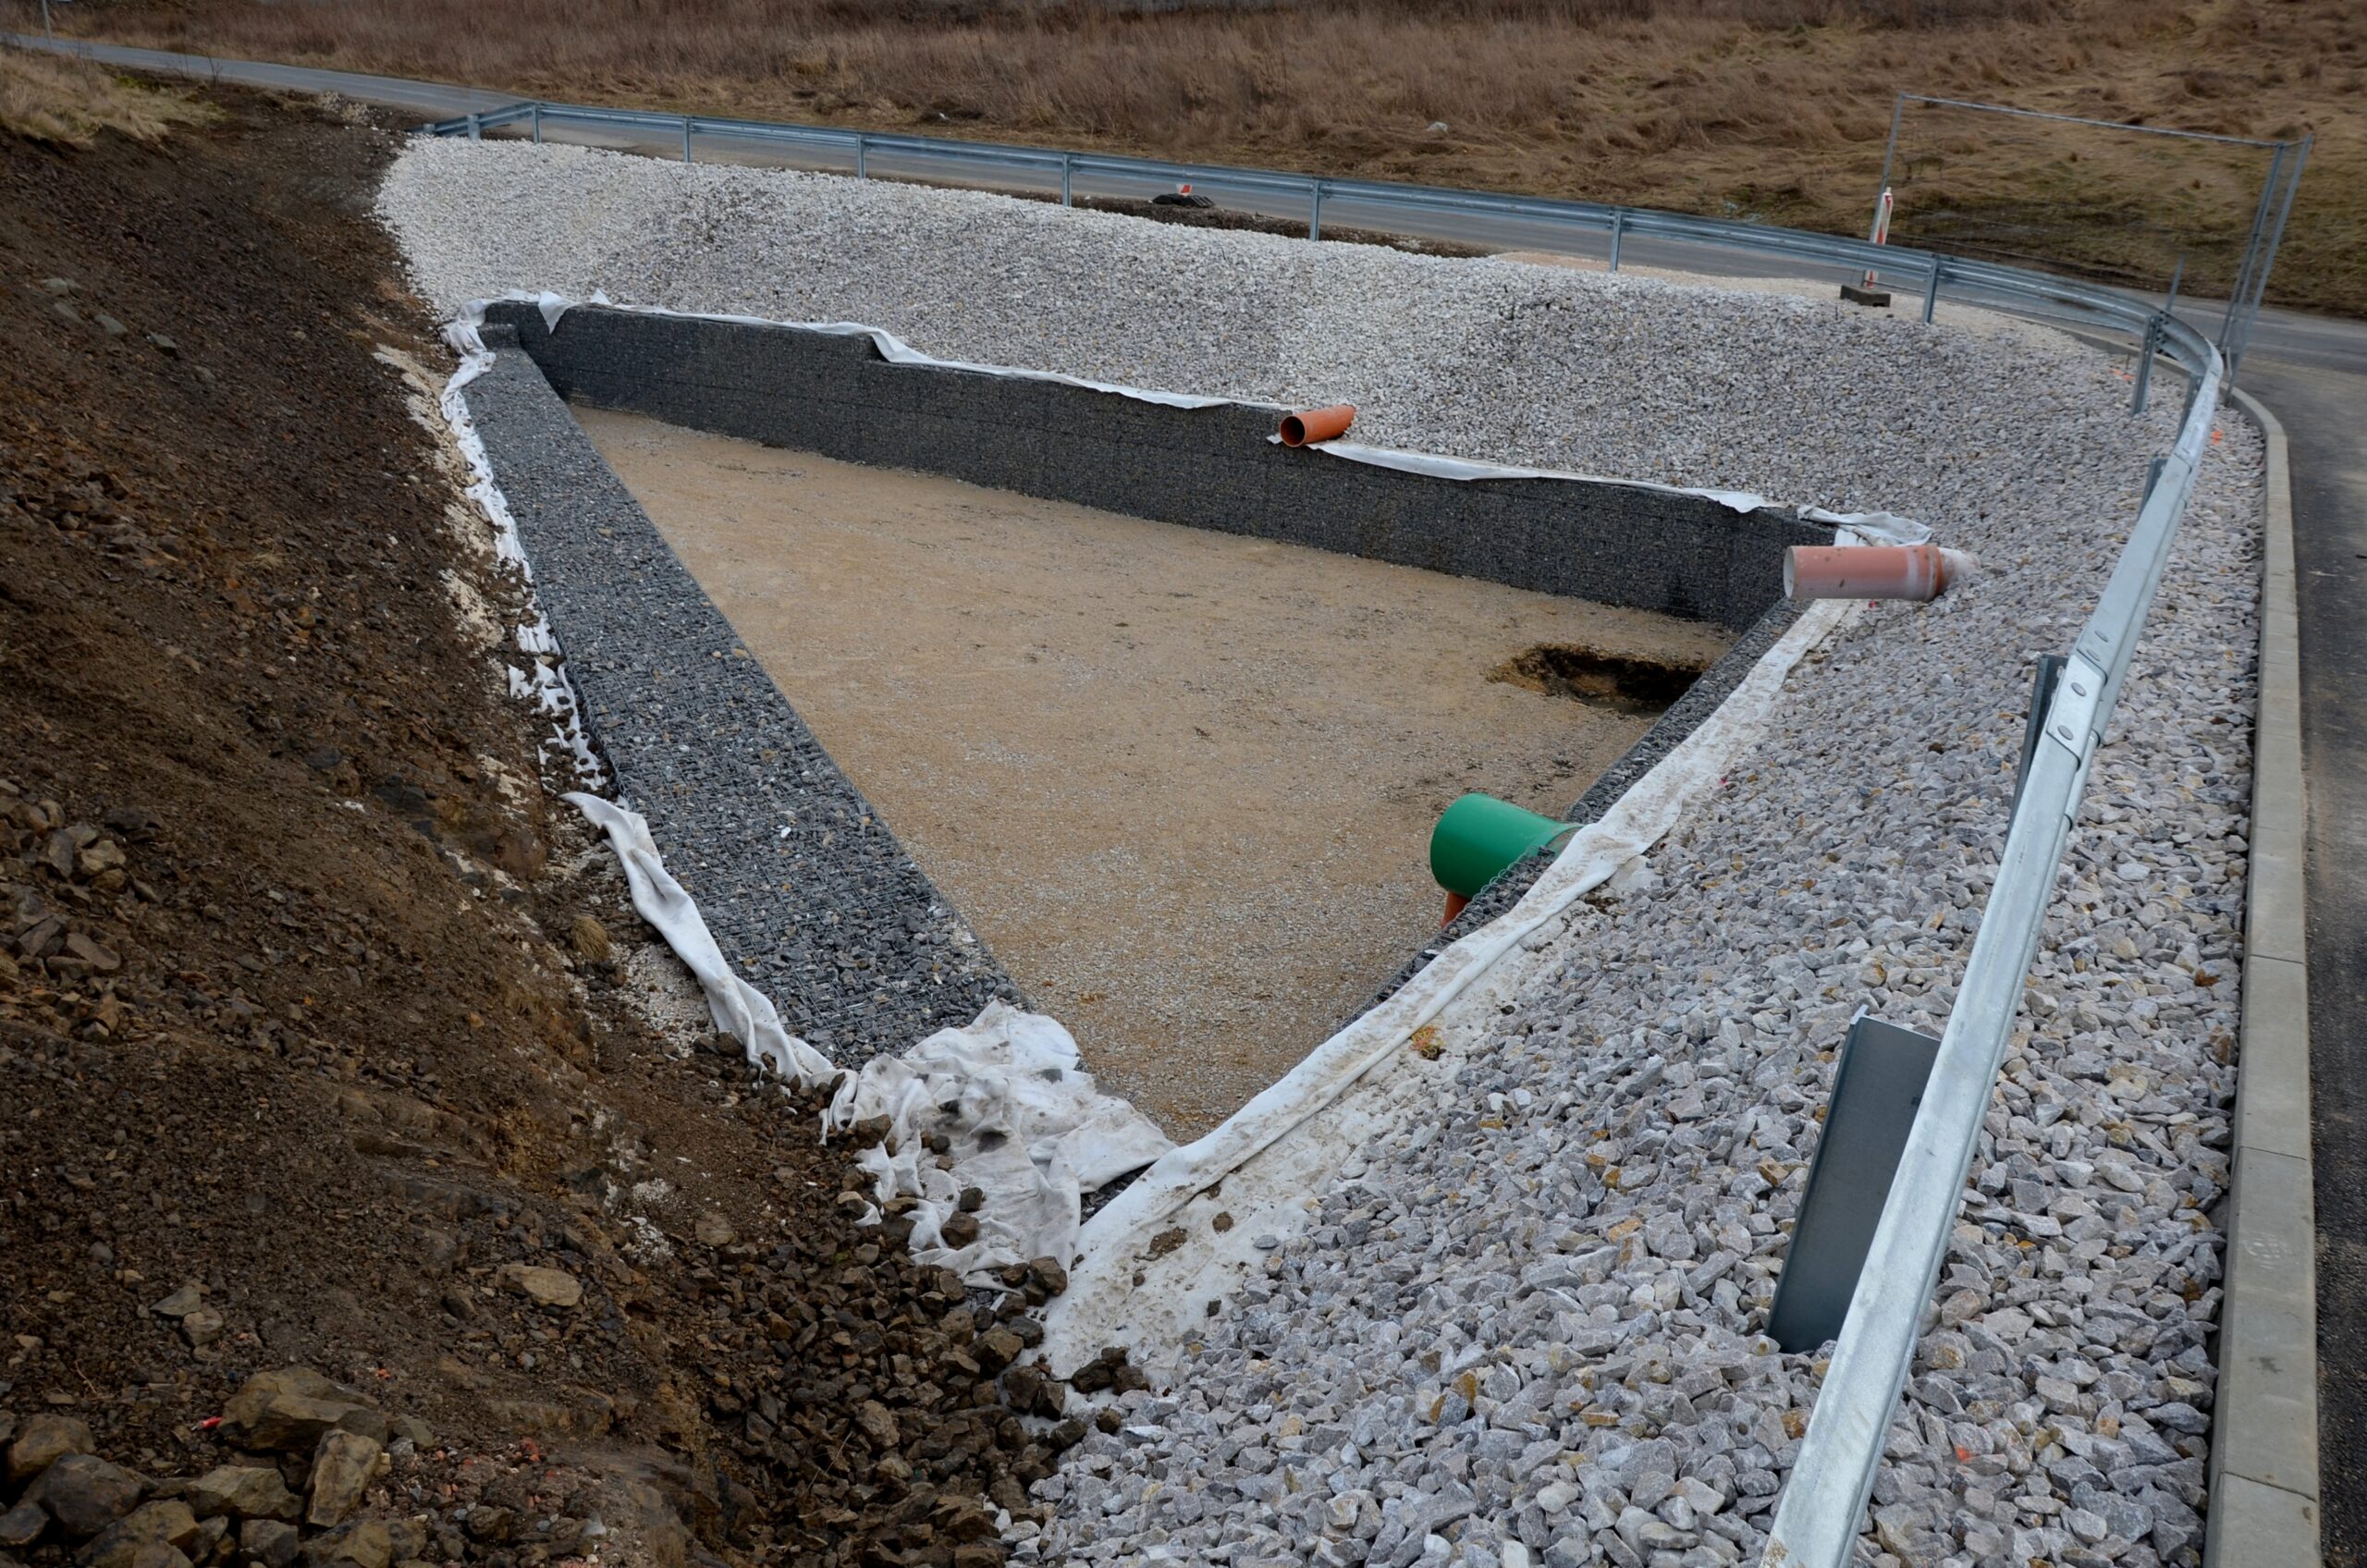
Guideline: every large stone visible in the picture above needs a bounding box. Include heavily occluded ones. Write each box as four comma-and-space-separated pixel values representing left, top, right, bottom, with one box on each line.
239, 1520, 299, 1568
185, 1466, 300, 1524
224, 1396, 382, 1454
303, 1522, 390, 1568
6, 1415, 95, 1486
303, 1433, 382, 1529
0, 1501, 47, 1550
24, 1455, 148, 1539
149, 1288, 205, 1319
77, 1500, 199, 1568
493, 1264, 582, 1311
219, 1374, 386, 1454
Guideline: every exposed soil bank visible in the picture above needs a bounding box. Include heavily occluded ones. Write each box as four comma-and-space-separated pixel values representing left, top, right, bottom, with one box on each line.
573, 407, 1733, 1132
0, 88, 1062, 1568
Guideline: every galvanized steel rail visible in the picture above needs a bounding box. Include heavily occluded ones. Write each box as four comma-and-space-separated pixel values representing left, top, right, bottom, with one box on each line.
1763, 310, 2222, 1565
421, 98, 2231, 1565
425, 99, 2214, 354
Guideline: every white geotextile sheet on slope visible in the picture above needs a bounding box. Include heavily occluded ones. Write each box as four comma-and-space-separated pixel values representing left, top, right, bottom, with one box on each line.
474, 291, 1246, 410
467, 293, 1930, 535
568, 792, 841, 1087
570, 796, 1173, 1280
1038, 585, 1862, 1375
825, 1004, 1175, 1280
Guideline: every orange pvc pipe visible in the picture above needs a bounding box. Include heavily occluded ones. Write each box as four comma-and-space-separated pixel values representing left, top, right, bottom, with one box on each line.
1280, 404, 1356, 447
1441, 890, 1471, 927
1784, 544, 1974, 602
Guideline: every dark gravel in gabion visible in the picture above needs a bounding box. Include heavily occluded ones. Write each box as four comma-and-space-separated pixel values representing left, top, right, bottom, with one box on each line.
460, 341, 1018, 1063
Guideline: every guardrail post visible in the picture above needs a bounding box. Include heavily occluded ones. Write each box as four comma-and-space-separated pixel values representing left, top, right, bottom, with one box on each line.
1309, 180, 1323, 241
681, 116, 693, 164
2131, 320, 2160, 414
1921, 255, 1943, 323
466, 112, 482, 142
529, 104, 543, 144
1608, 210, 1625, 274
856, 134, 867, 180
1061, 153, 1073, 207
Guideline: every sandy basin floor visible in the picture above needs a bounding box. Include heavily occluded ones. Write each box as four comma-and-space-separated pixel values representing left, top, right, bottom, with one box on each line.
574, 406, 1735, 1133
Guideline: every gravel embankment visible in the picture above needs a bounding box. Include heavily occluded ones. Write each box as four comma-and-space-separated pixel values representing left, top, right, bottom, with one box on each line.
377, 139, 2263, 1566
385, 138, 2137, 520
1025, 420, 2259, 1568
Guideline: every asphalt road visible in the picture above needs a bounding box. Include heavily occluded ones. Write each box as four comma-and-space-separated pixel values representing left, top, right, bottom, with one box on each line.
18, 29, 2367, 1546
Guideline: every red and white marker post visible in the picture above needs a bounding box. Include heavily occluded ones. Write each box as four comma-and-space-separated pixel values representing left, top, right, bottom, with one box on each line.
1864, 186, 1895, 289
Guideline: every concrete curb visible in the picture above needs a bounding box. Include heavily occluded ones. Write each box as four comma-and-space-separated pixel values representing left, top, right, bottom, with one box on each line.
2206, 387, 2317, 1566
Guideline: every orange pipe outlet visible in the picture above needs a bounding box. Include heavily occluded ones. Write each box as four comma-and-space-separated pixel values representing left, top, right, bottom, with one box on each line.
1280, 404, 1356, 447
1784, 544, 1975, 603
1441, 890, 1472, 927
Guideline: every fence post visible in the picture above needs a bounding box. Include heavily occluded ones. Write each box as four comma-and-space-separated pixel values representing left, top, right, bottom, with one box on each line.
2220, 141, 2284, 358
1309, 180, 1323, 241
681, 116, 693, 163
1921, 255, 1943, 323
1061, 153, 1073, 206
1871, 92, 1906, 239
856, 134, 868, 179
530, 104, 543, 144
467, 112, 483, 142
1608, 209, 1625, 273
2226, 137, 2309, 389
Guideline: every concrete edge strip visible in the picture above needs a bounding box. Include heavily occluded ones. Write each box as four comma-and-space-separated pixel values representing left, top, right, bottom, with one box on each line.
2206, 387, 2317, 1567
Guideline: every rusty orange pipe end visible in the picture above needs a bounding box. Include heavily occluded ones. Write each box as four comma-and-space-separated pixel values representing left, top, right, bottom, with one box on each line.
1281, 404, 1356, 447
1441, 890, 1471, 927
1784, 544, 1976, 603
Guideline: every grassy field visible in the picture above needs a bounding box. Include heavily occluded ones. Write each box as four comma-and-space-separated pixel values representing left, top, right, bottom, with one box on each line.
22, 0, 2363, 315
0, 40, 212, 143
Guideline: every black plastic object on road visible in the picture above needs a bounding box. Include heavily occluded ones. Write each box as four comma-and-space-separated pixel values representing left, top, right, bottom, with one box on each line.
1767, 1013, 1942, 1354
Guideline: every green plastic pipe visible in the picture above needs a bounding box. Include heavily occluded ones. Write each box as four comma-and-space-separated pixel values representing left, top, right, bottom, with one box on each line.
1429, 793, 1577, 899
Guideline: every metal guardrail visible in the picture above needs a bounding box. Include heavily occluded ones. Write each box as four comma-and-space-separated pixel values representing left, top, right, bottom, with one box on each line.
420, 98, 2229, 1567
425, 99, 2203, 350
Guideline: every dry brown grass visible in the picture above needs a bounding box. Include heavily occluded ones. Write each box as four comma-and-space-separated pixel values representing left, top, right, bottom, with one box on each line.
28, 0, 2364, 312
0, 40, 214, 144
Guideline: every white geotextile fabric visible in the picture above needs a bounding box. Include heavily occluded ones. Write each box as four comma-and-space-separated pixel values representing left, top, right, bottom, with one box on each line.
567, 792, 841, 1087
823, 1003, 1176, 1278
480, 290, 1245, 410
563, 790, 1171, 1282
432, 326, 604, 786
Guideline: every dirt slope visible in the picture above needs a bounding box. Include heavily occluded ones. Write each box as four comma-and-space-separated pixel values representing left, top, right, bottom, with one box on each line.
0, 84, 1079, 1568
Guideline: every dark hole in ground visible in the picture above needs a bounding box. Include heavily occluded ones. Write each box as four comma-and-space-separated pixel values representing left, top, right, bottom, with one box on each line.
1487, 643, 1709, 716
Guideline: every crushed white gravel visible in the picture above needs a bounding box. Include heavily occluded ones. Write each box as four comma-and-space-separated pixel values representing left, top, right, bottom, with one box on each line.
377, 138, 2264, 1568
